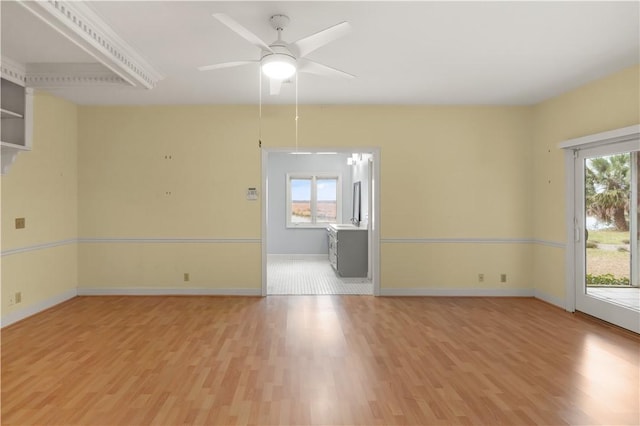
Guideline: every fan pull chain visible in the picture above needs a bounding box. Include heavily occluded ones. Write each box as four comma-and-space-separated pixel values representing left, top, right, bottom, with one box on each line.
258, 67, 263, 147
295, 73, 299, 153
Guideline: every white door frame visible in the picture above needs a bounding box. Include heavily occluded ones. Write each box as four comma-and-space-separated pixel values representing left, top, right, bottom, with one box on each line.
261, 147, 381, 296
560, 124, 640, 332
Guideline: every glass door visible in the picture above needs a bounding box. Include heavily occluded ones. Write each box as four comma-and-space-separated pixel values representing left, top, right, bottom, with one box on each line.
575, 142, 640, 333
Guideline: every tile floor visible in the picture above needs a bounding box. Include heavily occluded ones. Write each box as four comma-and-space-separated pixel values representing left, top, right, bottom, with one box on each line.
267, 256, 372, 295
587, 286, 640, 311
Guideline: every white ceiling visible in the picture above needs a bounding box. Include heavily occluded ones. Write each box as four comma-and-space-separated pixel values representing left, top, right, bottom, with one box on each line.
2, 1, 639, 106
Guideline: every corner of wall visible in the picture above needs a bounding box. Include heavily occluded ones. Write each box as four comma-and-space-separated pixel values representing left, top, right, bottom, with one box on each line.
530, 64, 640, 304
1, 91, 79, 327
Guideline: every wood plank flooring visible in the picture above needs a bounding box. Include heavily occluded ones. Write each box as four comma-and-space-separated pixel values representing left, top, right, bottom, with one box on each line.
1, 296, 639, 425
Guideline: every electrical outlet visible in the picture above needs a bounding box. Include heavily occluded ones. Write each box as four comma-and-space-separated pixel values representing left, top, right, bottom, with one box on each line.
15, 217, 25, 229
184, 273, 190, 282
500, 274, 507, 283
15, 292, 22, 304
478, 273, 484, 283
8, 294, 15, 306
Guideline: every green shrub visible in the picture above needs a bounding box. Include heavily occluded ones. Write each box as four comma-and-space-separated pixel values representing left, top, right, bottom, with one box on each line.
622, 239, 630, 244
586, 273, 630, 286
617, 247, 629, 252
586, 241, 598, 249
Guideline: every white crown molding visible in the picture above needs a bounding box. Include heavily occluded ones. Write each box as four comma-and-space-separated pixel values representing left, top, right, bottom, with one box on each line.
26, 63, 128, 88
17, 0, 164, 89
0, 56, 27, 86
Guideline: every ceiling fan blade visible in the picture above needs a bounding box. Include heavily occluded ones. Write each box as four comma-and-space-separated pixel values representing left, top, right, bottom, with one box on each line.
270, 78, 283, 95
291, 21, 352, 58
212, 13, 274, 53
298, 59, 356, 79
197, 60, 257, 71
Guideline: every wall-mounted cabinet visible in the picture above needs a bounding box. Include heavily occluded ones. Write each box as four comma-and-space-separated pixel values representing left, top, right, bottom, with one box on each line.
1, 77, 33, 175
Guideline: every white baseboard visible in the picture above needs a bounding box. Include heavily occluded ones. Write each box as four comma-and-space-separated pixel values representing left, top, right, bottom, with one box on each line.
77, 287, 262, 296
380, 287, 535, 297
534, 289, 565, 309
267, 254, 328, 260
1, 287, 78, 328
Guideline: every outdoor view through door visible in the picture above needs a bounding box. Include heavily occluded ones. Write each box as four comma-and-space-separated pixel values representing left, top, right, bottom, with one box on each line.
584, 151, 639, 312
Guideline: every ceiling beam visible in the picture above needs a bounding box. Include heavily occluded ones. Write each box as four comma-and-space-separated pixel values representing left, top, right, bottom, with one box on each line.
17, 0, 163, 89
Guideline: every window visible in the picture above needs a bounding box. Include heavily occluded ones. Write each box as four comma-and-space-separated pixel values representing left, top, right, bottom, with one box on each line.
286, 173, 341, 227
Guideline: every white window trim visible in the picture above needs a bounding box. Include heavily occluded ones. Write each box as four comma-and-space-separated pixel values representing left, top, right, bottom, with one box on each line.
286, 173, 342, 228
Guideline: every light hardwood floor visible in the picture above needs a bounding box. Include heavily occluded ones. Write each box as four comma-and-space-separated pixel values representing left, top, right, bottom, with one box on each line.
2, 296, 639, 425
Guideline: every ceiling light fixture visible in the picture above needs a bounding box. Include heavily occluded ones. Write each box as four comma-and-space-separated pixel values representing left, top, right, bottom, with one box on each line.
261, 53, 296, 80
260, 15, 296, 80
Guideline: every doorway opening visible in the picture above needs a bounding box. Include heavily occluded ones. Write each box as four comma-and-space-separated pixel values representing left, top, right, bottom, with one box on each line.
261, 148, 380, 296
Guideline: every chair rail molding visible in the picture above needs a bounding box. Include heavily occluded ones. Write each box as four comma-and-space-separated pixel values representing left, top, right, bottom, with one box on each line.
17, 0, 164, 89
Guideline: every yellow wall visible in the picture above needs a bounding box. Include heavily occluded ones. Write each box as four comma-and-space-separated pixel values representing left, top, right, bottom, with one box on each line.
3, 65, 638, 317
1, 92, 78, 316
77, 106, 263, 290
532, 64, 640, 301
267, 106, 534, 239
382, 243, 532, 290
78, 105, 533, 290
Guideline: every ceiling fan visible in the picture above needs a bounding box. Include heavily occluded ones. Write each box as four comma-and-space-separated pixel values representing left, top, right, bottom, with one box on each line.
198, 13, 355, 95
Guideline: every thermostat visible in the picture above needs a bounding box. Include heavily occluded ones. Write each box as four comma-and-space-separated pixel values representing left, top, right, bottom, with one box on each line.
246, 188, 258, 200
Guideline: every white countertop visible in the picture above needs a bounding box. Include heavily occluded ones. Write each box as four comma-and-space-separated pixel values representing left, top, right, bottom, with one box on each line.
328, 224, 365, 231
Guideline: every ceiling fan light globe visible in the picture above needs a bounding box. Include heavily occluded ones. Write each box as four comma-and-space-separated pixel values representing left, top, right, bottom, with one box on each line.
261, 53, 296, 79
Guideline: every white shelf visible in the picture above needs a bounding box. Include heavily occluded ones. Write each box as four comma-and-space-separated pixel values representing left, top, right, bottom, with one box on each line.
1, 141, 30, 150
1, 77, 32, 175
0, 108, 23, 119
1, 141, 30, 175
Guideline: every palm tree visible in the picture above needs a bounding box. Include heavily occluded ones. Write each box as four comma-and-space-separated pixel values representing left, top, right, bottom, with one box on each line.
585, 154, 630, 231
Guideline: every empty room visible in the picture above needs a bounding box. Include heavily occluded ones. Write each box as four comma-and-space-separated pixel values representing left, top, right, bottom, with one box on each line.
1, 1, 639, 425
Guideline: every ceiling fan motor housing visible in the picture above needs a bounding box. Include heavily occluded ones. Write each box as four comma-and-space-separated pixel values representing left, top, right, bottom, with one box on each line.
261, 39, 297, 80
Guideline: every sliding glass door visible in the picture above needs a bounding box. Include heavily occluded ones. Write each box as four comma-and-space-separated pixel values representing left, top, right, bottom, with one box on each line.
574, 141, 640, 332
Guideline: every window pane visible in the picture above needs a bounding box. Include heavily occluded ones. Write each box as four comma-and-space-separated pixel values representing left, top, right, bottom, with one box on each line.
585, 154, 631, 291
317, 178, 337, 223
291, 178, 312, 223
